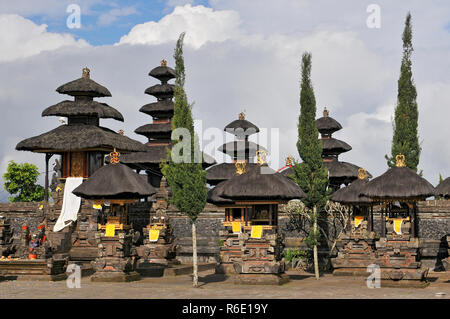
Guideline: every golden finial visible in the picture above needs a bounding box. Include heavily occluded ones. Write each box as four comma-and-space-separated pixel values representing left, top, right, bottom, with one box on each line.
235, 160, 246, 175
118, 129, 124, 136
286, 156, 293, 167
358, 168, 368, 180
256, 150, 268, 166
395, 154, 406, 167
323, 107, 329, 117
161, 59, 167, 67
238, 112, 245, 120
109, 148, 120, 164
82, 67, 90, 79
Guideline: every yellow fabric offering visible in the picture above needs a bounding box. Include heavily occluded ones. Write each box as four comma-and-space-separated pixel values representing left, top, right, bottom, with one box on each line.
354, 216, 364, 228
149, 229, 160, 242
250, 225, 263, 239
393, 219, 402, 235
105, 224, 115, 237
232, 222, 242, 234
93, 204, 102, 209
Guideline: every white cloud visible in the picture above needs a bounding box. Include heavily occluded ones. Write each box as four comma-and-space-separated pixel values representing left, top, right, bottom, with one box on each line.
97, 6, 138, 26
117, 4, 241, 49
0, 14, 89, 63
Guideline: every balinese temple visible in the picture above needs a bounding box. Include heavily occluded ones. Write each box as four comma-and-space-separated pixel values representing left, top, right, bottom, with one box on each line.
436, 177, 450, 199
206, 112, 265, 186
209, 150, 306, 284
73, 149, 156, 282
120, 59, 215, 188
316, 108, 371, 191
360, 154, 435, 285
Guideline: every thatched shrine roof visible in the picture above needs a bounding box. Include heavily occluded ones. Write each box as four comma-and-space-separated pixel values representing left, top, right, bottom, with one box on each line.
73, 162, 156, 199
218, 141, 266, 158
42, 100, 124, 121
279, 161, 371, 181
321, 137, 352, 154
56, 68, 111, 98
139, 100, 174, 117
216, 164, 306, 201
149, 62, 176, 83
145, 83, 174, 100
435, 177, 450, 197
207, 183, 234, 205
315, 108, 342, 135
16, 124, 147, 153
360, 156, 435, 200
206, 162, 259, 184
135, 123, 172, 136
224, 115, 260, 137
331, 170, 371, 204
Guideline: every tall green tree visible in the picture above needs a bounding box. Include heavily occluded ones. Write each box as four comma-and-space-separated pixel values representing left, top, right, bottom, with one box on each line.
161, 32, 207, 288
385, 12, 421, 171
3, 160, 44, 202
291, 53, 330, 280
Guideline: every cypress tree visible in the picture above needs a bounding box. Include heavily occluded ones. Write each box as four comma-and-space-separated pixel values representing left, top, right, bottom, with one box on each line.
386, 12, 421, 171
161, 32, 207, 287
291, 52, 330, 280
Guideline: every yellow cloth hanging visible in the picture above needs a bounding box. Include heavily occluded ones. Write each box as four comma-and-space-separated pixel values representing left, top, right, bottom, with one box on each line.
354, 216, 364, 228
232, 222, 242, 234
105, 224, 115, 237
393, 219, 403, 235
250, 225, 263, 239
93, 204, 102, 209
149, 229, 160, 242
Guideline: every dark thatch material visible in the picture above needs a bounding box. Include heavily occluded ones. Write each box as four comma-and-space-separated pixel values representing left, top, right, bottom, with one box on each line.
207, 183, 234, 205
435, 177, 450, 197
135, 123, 172, 136
206, 162, 259, 184
224, 119, 259, 136
216, 165, 306, 201
218, 141, 266, 158
149, 65, 176, 83
144, 84, 174, 99
139, 100, 174, 116
315, 116, 342, 135
56, 77, 111, 97
16, 124, 147, 153
331, 178, 371, 204
73, 163, 156, 199
360, 167, 435, 200
321, 138, 352, 154
279, 161, 372, 180
42, 100, 124, 121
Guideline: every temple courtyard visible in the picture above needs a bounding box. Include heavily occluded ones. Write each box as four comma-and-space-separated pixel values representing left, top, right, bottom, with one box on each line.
0, 269, 448, 299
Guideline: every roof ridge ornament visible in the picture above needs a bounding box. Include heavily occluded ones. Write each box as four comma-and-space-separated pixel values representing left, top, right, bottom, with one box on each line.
110, 148, 121, 164
323, 107, 329, 118
395, 154, 406, 167
160, 59, 167, 67
257, 149, 268, 166
286, 156, 293, 167
358, 168, 368, 180
238, 111, 245, 120
82, 67, 90, 79
235, 160, 246, 175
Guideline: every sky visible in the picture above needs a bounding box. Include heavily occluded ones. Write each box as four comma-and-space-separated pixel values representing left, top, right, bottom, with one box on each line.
0, 0, 449, 201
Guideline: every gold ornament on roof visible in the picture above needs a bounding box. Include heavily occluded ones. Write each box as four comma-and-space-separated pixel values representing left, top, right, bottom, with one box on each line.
395, 154, 406, 167
235, 160, 246, 175
238, 112, 245, 120
256, 150, 268, 166
82, 67, 90, 79
161, 59, 167, 67
358, 168, 368, 180
323, 107, 329, 117
110, 148, 121, 164
286, 156, 293, 167
118, 129, 124, 135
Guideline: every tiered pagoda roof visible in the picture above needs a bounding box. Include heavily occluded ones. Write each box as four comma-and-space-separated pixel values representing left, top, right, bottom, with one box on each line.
16, 67, 146, 154
436, 177, 450, 198
206, 113, 264, 186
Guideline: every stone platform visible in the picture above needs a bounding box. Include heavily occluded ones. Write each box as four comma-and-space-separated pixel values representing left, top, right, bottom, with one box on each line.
232, 273, 290, 285
0, 259, 67, 281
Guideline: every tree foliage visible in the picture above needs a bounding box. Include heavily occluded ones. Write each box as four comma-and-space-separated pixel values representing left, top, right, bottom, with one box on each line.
3, 160, 44, 202
386, 12, 421, 171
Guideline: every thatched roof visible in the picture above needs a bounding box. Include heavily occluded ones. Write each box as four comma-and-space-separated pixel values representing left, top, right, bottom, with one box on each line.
16, 124, 147, 153
360, 167, 435, 200
321, 138, 352, 154
224, 119, 259, 137
218, 141, 266, 158
436, 177, 450, 197
331, 178, 371, 204
206, 162, 259, 184
42, 100, 124, 121
135, 123, 172, 137
280, 161, 371, 181
139, 100, 174, 117
149, 65, 176, 83
73, 163, 156, 199
56, 77, 111, 98
216, 165, 306, 201
144, 84, 174, 99
315, 109, 342, 135
207, 183, 234, 205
